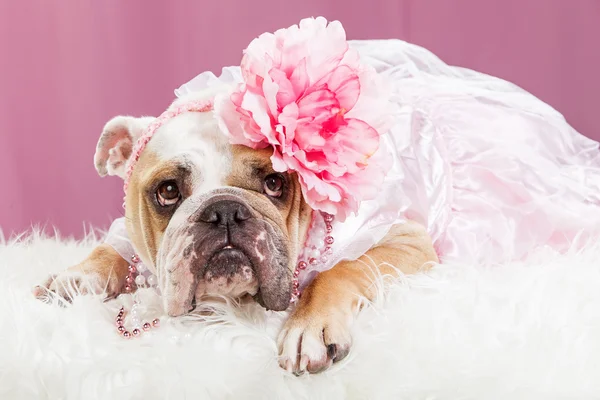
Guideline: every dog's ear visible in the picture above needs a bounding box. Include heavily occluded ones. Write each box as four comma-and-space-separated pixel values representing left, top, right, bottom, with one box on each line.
93, 116, 154, 178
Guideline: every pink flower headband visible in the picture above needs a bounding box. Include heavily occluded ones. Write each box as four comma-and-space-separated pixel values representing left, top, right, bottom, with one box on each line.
124, 17, 391, 221
122, 99, 213, 203
214, 17, 392, 221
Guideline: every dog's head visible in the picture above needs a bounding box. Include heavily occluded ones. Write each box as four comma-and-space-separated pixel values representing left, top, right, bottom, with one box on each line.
94, 90, 313, 315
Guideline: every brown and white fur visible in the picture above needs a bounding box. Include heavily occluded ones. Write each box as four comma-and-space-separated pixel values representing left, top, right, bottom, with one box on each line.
33, 89, 438, 374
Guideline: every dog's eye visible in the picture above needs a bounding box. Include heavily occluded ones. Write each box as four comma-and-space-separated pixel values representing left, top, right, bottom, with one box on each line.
263, 174, 284, 198
156, 181, 181, 206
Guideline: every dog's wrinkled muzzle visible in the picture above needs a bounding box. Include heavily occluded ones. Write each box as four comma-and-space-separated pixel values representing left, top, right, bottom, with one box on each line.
158, 193, 293, 316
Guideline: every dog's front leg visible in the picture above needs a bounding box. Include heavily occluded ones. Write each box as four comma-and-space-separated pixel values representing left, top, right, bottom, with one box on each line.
32, 243, 130, 302
277, 220, 438, 374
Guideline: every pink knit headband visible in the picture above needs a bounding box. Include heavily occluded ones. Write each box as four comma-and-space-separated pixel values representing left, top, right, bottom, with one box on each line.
122, 99, 214, 207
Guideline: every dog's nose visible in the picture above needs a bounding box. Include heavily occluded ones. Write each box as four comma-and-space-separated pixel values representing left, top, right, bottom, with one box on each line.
199, 200, 252, 226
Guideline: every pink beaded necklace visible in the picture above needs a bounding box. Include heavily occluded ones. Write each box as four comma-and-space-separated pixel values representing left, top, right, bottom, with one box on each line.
291, 211, 335, 299
114, 254, 161, 338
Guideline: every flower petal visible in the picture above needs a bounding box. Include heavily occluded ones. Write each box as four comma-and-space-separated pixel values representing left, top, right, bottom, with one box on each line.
294, 121, 327, 151
322, 118, 380, 174
320, 65, 360, 111
289, 58, 309, 99
214, 86, 265, 148
240, 91, 279, 145
262, 73, 280, 118
296, 87, 338, 120
268, 68, 296, 110
277, 102, 299, 152
270, 149, 289, 172
301, 18, 349, 83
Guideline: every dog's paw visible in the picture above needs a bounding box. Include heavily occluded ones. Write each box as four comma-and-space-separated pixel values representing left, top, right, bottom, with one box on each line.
32, 270, 114, 303
277, 308, 353, 375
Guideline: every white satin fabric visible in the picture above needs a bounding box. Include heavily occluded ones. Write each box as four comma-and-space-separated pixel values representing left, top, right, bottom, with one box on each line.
343, 39, 600, 268
110, 39, 600, 288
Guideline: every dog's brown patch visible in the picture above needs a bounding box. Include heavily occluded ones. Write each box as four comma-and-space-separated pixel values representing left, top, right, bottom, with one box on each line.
125, 150, 193, 270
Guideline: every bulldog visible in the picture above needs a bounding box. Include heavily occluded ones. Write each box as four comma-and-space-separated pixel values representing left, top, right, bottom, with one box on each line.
30, 14, 600, 378
32, 79, 438, 374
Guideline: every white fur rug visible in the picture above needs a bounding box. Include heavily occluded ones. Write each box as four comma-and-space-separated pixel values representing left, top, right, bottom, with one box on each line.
1, 232, 600, 399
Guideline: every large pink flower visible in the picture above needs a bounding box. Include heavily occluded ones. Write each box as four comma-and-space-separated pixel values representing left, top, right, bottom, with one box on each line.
215, 17, 392, 221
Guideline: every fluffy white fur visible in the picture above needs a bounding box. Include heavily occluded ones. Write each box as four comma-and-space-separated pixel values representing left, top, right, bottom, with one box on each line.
1, 230, 600, 399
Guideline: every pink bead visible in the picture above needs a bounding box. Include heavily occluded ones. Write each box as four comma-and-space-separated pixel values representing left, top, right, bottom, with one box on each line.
116, 318, 123, 326
324, 214, 334, 222
123, 331, 131, 338
119, 306, 125, 312
125, 276, 133, 284
293, 270, 299, 277
152, 319, 160, 327
143, 322, 151, 331
125, 284, 132, 292
297, 261, 307, 270
132, 329, 141, 336
309, 258, 318, 265
326, 225, 333, 233
117, 326, 125, 333
131, 255, 140, 264
293, 280, 299, 287
128, 265, 137, 273
325, 236, 334, 245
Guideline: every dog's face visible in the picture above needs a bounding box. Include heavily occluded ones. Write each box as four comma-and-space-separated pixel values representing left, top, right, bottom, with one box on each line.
94, 92, 312, 315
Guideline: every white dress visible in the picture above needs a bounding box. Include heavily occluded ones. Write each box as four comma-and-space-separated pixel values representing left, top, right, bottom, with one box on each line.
106, 39, 600, 289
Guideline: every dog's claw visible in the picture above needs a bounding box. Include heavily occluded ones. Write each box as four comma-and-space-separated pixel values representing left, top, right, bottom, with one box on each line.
298, 355, 309, 374
327, 344, 337, 359
279, 357, 294, 374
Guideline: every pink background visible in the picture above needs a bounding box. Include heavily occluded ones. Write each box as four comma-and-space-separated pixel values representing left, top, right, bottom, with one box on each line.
1, 0, 599, 238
